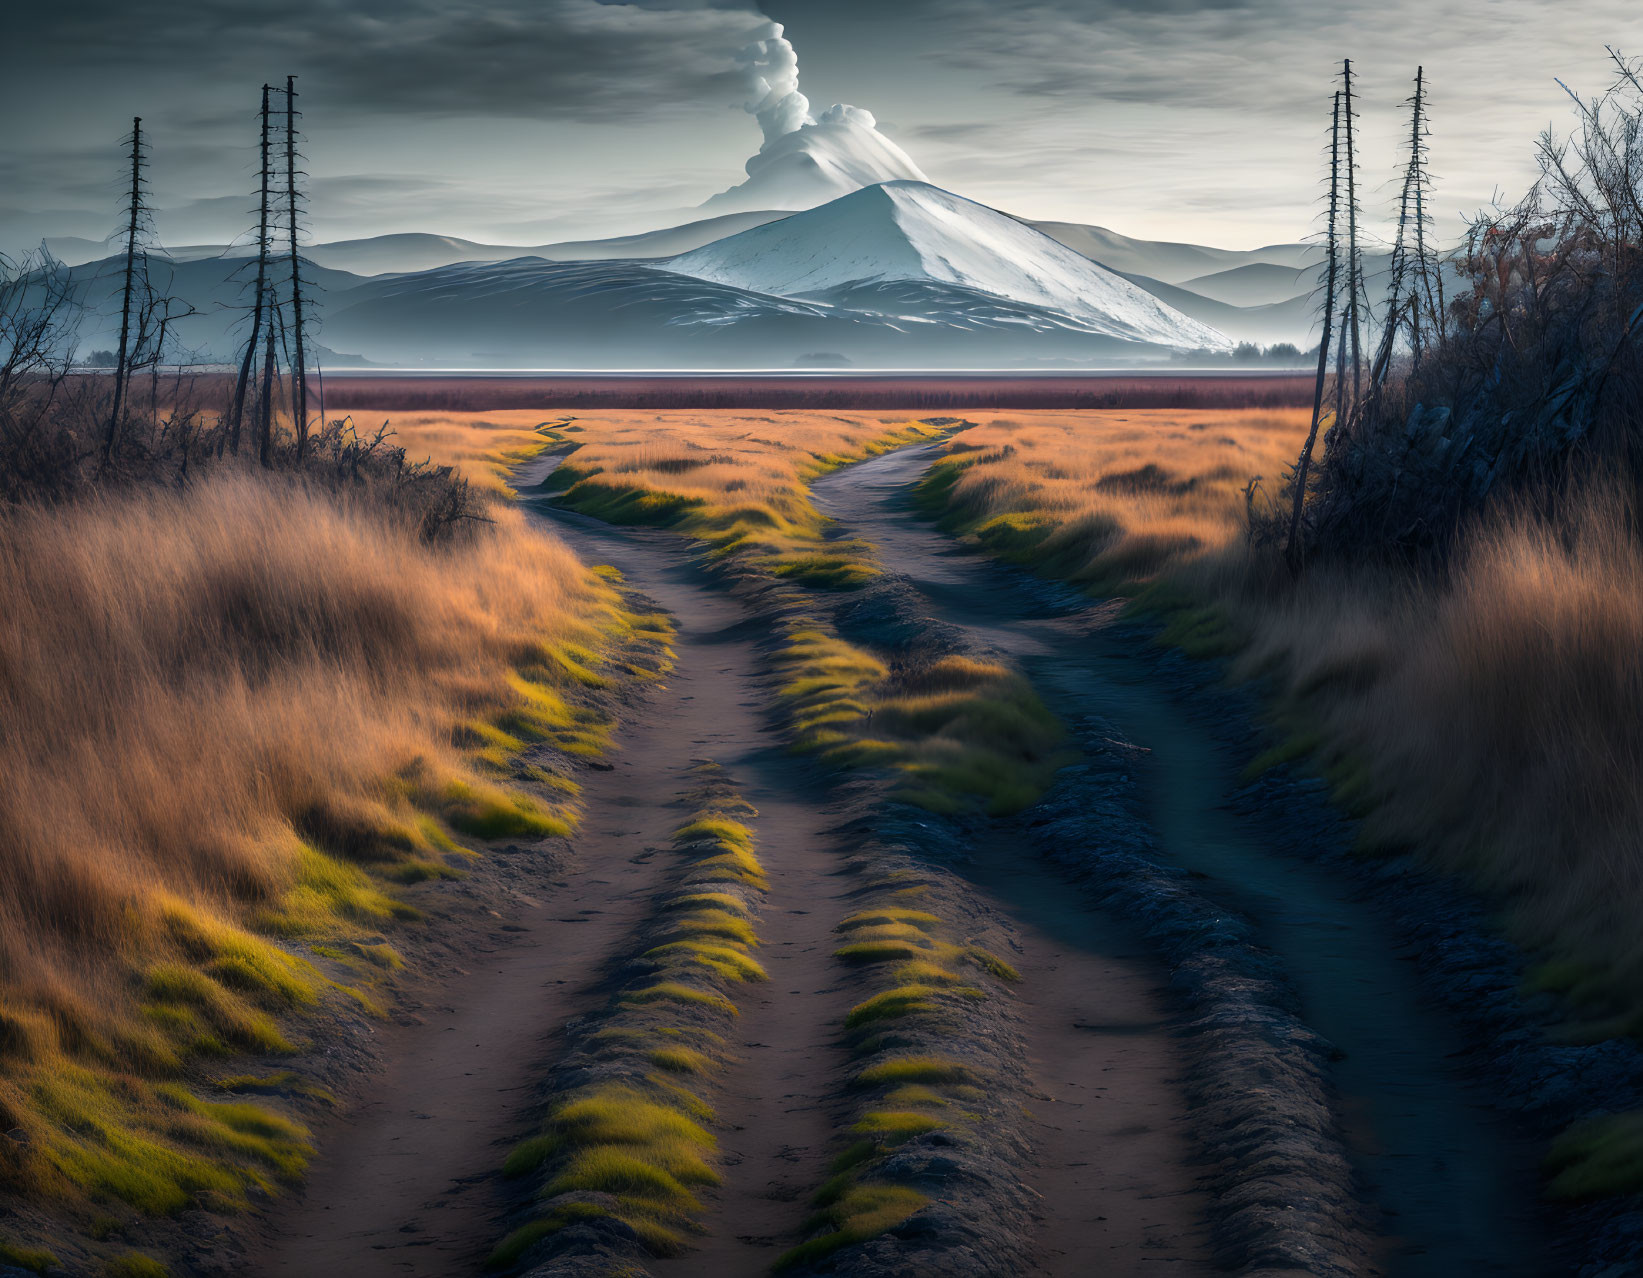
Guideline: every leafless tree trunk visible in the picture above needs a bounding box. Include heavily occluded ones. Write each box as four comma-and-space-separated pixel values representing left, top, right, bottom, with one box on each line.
1342, 60, 1364, 416
230, 86, 275, 456
286, 75, 311, 460
1286, 90, 1342, 573
1367, 67, 1428, 406
258, 307, 277, 468
106, 117, 145, 462
1405, 66, 1446, 365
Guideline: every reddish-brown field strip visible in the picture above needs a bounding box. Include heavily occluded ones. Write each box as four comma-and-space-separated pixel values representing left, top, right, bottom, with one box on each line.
318, 373, 1312, 413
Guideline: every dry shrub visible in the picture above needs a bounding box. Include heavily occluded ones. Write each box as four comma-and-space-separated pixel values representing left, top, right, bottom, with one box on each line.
1294, 50, 1643, 563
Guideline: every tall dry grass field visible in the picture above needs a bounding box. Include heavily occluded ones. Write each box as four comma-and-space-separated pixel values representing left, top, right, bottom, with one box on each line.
920, 410, 1643, 1032
0, 420, 640, 1226
524, 409, 945, 585
360, 412, 571, 498
1226, 485, 1643, 1015
918, 409, 1310, 586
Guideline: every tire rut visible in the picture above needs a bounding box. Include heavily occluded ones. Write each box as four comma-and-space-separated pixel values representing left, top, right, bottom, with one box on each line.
810, 441, 1552, 1277
527, 452, 1219, 1278
253, 627, 750, 1278
519, 470, 865, 1277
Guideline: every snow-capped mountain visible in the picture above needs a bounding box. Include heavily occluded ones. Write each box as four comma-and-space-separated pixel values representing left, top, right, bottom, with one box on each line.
702, 106, 929, 215
667, 181, 1232, 351
317, 258, 1192, 367
51, 248, 1205, 369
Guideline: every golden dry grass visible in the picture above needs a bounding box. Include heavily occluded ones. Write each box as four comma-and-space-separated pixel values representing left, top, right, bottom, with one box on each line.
1226, 486, 1643, 1013
531, 410, 944, 586
413, 409, 1066, 813
358, 412, 569, 498
916, 409, 1310, 588
0, 420, 645, 1221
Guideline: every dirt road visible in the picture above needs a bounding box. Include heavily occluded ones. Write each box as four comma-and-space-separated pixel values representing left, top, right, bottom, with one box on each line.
254, 440, 1552, 1278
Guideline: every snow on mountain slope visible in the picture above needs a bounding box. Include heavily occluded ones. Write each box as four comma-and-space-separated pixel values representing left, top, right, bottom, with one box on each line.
315, 258, 1162, 368
668, 181, 1232, 350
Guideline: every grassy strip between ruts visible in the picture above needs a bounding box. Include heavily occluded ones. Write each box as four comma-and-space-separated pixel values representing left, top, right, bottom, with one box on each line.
771, 618, 1066, 816
492, 764, 766, 1270
535, 413, 948, 588
774, 866, 1019, 1271
0, 417, 672, 1273
516, 411, 1067, 816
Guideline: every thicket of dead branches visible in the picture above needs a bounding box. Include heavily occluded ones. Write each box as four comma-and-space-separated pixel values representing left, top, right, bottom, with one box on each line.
1275, 50, 1643, 564
0, 260, 481, 538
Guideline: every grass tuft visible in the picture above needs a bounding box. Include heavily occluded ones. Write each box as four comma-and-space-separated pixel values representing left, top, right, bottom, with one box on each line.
0, 1241, 57, 1275
1547, 1113, 1643, 1199
774, 1184, 928, 1271
105, 1256, 170, 1278
855, 1056, 972, 1087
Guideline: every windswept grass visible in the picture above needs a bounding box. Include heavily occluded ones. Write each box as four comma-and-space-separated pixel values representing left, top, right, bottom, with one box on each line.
913, 409, 1309, 593
0, 417, 662, 1246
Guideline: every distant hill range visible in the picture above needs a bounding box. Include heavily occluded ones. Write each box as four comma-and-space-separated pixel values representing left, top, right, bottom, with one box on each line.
37, 178, 1372, 368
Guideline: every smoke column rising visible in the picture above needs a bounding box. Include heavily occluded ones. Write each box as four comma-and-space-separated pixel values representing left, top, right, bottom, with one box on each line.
739, 22, 811, 146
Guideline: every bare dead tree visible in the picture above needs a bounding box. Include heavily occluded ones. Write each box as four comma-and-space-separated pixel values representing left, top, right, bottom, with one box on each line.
0, 250, 80, 421
1296, 46, 1643, 561
1341, 59, 1365, 417
1366, 67, 1429, 411
285, 75, 311, 460
229, 86, 275, 456
1406, 67, 1445, 362
258, 283, 278, 468
131, 275, 197, 431
0, 248, 87, 497
106, 117, 147, 462
1286, 89, 1342, 573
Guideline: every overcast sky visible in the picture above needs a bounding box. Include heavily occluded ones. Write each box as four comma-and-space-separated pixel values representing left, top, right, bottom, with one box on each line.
3, 0, 1639, 253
